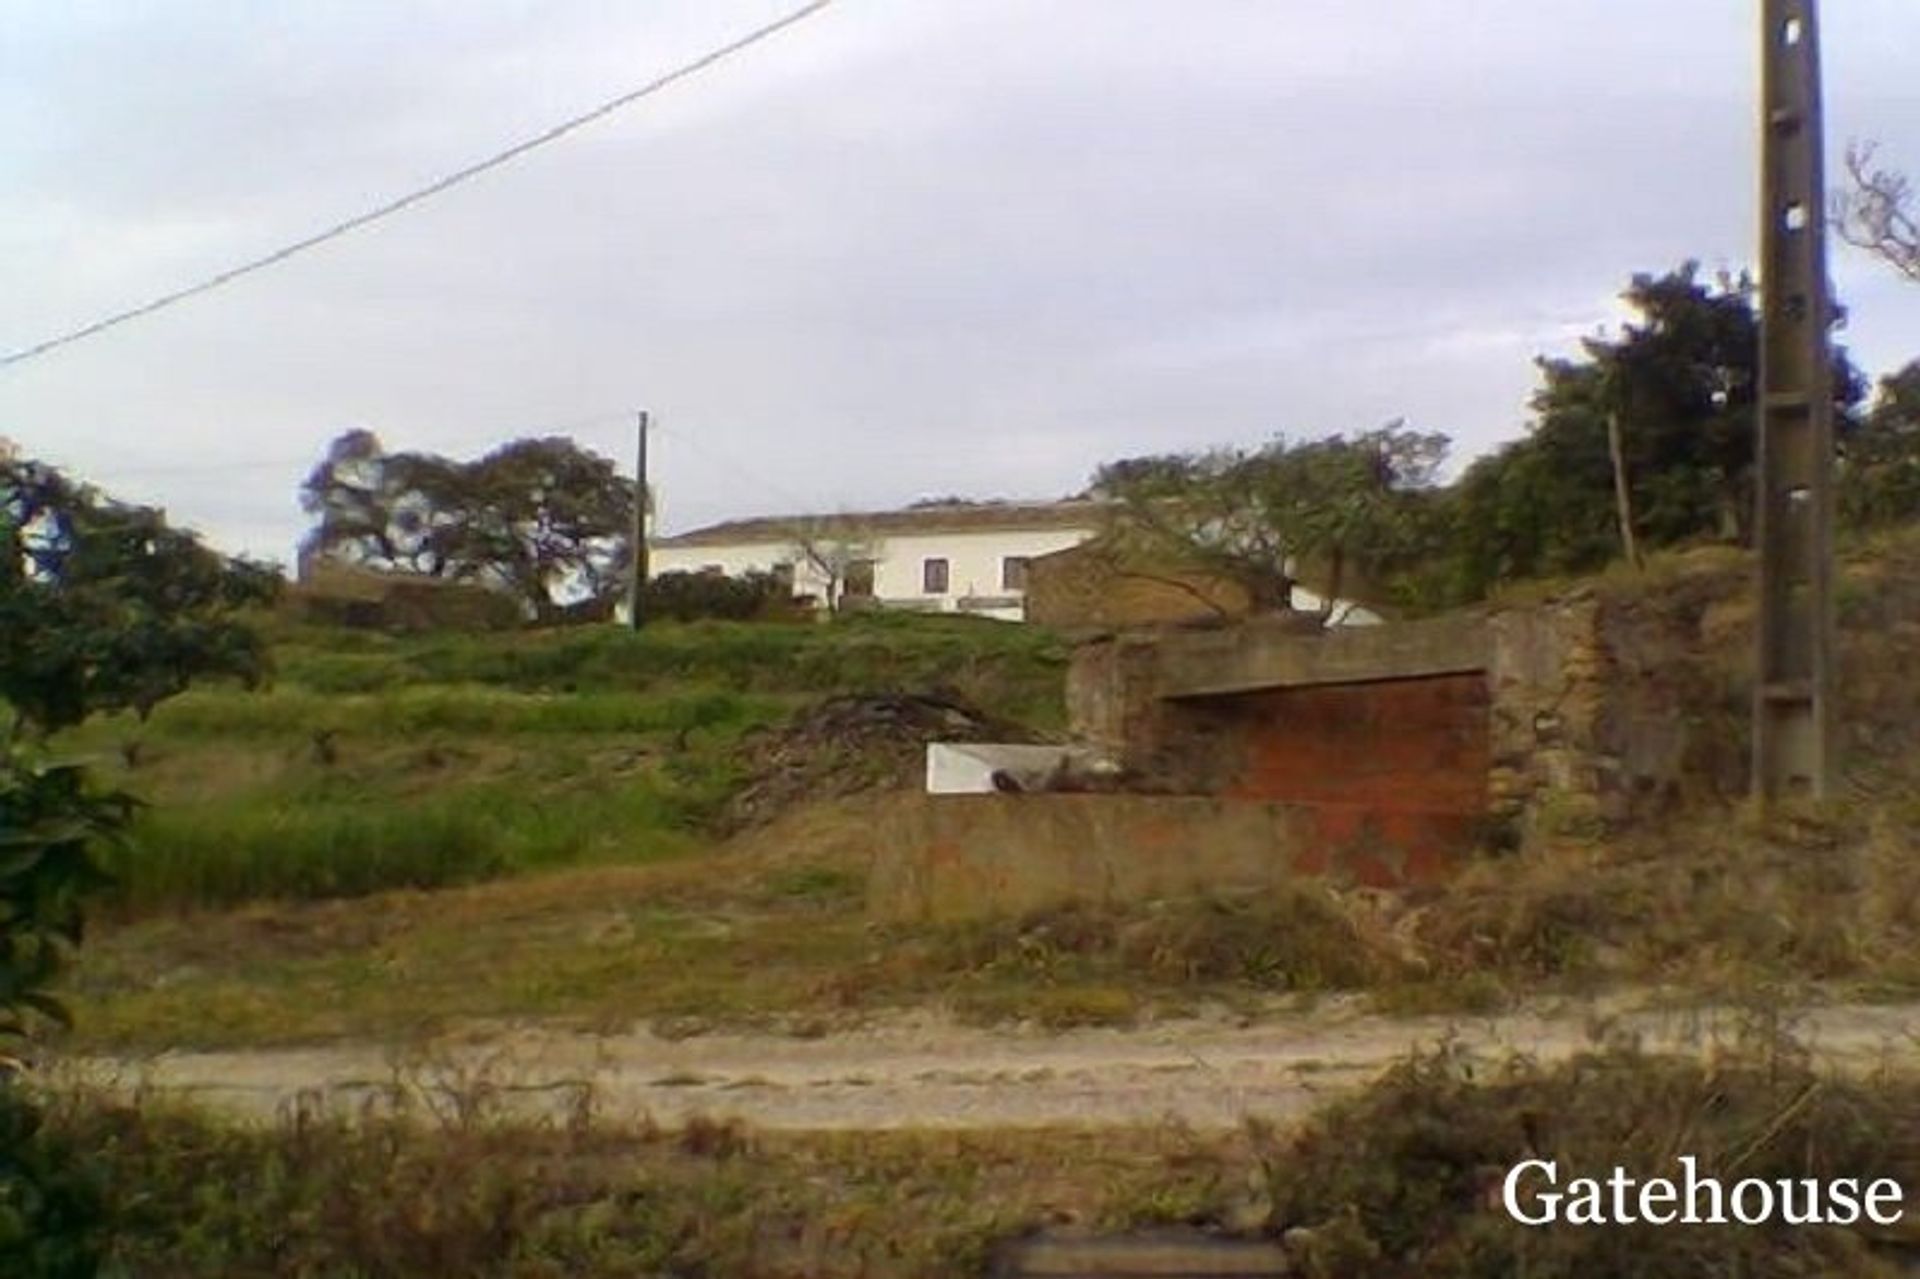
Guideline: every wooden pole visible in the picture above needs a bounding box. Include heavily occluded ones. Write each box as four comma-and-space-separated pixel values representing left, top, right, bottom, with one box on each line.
1606, 411, 1642, 571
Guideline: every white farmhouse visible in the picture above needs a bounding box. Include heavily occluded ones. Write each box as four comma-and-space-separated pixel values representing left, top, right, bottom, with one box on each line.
649, 500, 1105, 621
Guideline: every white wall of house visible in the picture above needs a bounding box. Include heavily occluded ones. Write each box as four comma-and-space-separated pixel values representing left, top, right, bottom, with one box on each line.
867, 528, 1090, 617
649, 525, 1097, 620
651, 538, 797, 584
648, 521, 1381, 625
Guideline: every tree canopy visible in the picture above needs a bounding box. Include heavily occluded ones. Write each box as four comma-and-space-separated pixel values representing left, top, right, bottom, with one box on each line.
1, 453, 278, 734
1841, 360, 1920, 531
300, 431, 636, 621
1089, 263, 1886, 615
1, 452, 276, 1050
1093, 424, 1448, 618
1442, 263, 1865, 600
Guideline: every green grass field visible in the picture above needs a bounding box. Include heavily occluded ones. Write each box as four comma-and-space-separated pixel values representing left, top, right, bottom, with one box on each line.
53, 612, 1066, 915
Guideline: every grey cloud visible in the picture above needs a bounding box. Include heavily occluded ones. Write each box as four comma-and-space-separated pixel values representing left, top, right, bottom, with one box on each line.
2, 1, 1917, 556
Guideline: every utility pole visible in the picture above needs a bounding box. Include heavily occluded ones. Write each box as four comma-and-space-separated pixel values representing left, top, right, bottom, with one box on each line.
627, 410, 650, 631
1753, 0, 1836, 801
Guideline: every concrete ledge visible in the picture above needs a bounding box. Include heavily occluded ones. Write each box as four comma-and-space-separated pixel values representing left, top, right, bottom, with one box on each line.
869, 793, 1476, 922
1155, 611, 1491, 698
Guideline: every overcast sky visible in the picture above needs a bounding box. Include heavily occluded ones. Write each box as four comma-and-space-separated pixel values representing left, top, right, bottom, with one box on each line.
4, 1, 1918, 561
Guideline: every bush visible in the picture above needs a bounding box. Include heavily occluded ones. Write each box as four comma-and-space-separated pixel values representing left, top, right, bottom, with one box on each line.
0, 1085, 108, 1278
920, 890, 1407, 996
640, 570, 790, 622
1261, 1039, 1920, 1276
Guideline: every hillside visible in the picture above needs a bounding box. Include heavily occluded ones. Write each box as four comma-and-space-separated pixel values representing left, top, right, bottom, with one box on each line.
25, 528, 1920, 1277
59, 611, 1065, 914
34, 525, 1920, 1056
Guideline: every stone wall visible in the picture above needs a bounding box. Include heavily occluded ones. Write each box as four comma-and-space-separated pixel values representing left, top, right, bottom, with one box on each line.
1065, 585, 1752, 855
1025, 537, 1251, 632
1485, 579, 1749, 836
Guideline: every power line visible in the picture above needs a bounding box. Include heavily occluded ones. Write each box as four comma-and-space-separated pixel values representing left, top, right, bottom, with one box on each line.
31, 408, 636, 482
1, 0, 838, 371
649, 418, 820, 513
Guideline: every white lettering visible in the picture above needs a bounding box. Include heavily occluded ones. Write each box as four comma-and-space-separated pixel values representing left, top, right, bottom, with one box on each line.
1566, 1178, 1605, 1225
1638, 1177, 1677, 1225
1607, 1167, 1638, 1224
1498, 1159, 1902, 1227
1731, 1179, 1774, 1225
1681, 1156, 1726, 1224
1502, 1159, 1558, 1226
1777, 1178, 1822, 1226
1866, 1179, 1905, 1226
1828, 1178, 1862, 1225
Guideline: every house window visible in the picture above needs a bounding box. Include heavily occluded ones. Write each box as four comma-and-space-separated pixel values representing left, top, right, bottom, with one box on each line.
770, 561, 795, 591
844, 559, 876, 598
1001, 556, 1030, 591
922, 557, 950, 594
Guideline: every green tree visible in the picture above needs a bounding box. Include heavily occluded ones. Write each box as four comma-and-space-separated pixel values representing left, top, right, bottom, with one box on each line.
1093, 424, 1449, 619
460, 437, 635, 623
1841, 360, 1920, 530
296, 429, 465, 578
300, 432, 635, 621
1444, 263, 1865, 600
2, 454, 277, 735
1, 452, 275, 1273
2, 452, 276, 1035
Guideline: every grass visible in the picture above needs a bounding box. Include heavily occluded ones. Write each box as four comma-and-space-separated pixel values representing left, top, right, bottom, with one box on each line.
266, 611, 1070, 729
63, 822, 1409, 1049
37, 527, 1920, 1046
110, 777, 704, 909
53, 778, 1920, 1053
126, 684, 784, 739
41, 611, 1067, 915
17, 1029, 1920, 1276
1258, 1033, 1920, 1276
16, 1089, 1247, 1278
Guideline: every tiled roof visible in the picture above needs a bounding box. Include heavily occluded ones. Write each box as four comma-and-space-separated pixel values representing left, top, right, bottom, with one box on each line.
653, 500, 1111, 548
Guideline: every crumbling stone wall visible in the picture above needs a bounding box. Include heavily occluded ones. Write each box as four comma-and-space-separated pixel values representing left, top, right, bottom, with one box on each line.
1486, 576, 1750, 839
1067, 581, 1754, 858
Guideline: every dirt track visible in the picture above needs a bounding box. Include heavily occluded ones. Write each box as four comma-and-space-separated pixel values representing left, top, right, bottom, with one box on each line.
59, 997, 1920, 1131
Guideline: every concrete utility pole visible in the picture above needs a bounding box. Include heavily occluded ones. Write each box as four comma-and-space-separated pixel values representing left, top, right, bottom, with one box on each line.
1753, 0, 1837, 801
627, 410, 650, 631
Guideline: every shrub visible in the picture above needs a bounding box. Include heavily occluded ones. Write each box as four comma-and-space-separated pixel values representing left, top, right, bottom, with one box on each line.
1260, 1038, 1920, 1276
640, 570, 790, 622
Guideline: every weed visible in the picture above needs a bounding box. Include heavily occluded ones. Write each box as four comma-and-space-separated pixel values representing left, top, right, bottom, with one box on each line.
1258, 1032, 1920, 1276
22, 1089, 1235, 1278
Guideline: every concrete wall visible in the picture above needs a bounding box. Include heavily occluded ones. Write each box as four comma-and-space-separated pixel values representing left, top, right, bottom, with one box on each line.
925, 743, 1095, 794
1066, 586, 1750, 855
870, 793, 1469, 922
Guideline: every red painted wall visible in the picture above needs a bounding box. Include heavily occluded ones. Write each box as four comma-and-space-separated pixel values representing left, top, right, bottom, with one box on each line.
1210, 673, 1491, 887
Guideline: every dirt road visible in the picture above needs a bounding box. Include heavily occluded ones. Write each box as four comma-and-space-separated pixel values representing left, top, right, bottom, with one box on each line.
58, 997, 1920, 1132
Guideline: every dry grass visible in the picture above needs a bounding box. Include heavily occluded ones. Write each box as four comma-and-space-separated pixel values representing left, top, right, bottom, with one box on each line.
61, 781, 1920, 1053
25, 1088, 1248, 1278
1259, 1032, 1920, 1276
22, 1024, 1920, 1277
